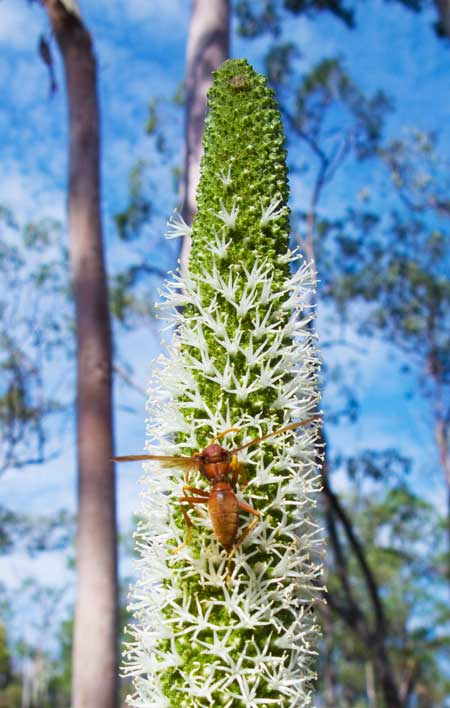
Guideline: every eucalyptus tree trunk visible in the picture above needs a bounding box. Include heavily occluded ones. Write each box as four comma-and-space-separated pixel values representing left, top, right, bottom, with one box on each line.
179, 0, 230, 271
42, 3, 118, 707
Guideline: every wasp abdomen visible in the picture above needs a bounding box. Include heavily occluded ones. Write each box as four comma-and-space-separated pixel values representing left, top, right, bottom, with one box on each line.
208, 483, 239, 551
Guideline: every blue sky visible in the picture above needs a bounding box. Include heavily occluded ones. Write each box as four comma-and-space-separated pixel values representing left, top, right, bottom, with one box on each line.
1, 0, 449, 653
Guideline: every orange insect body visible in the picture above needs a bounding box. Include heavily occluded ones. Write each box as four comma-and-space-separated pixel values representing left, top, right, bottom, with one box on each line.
200, 444, 240, 550
113, 417, 319, 568
208, 483, 239, 551
180, 441, 259, 555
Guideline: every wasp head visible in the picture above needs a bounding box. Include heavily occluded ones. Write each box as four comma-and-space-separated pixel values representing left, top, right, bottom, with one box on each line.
202, 443, 229, 463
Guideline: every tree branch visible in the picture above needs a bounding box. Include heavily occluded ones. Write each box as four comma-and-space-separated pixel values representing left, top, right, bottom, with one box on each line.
320, 427, 404, 707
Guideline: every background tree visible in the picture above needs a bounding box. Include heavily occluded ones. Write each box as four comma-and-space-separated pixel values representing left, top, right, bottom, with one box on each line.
42, 2, 118, 707
0, 208, 70, 473
235, 0, 450, 42
179, 0, 230, 269
319, 449, 449, 707
324, 129, 450, 586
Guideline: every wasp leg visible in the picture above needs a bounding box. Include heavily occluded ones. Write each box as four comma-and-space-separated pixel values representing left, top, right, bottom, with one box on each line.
170, 496, 208, 554
230, 454, 247, 490
226, 502, 261, 583
210, 426, 241, 445
182, 485, 209, 497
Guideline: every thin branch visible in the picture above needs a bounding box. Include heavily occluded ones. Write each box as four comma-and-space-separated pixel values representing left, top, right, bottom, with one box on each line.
322, 469, 387, 636
320, 427, 404, 707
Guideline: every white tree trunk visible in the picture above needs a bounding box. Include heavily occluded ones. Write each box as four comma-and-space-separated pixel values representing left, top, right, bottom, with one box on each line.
42, 3, 118, 707
179, 0, 230, 271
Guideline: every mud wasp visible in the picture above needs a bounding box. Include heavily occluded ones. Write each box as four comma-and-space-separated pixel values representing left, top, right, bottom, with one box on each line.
114, 417, 318, 576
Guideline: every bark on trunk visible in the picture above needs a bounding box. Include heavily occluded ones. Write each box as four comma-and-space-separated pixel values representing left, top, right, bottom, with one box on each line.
179, 0, 230, 271
42, 3, 118, 708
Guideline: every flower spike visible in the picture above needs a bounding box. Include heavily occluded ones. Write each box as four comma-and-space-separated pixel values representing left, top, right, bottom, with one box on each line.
125, 59, 323, 708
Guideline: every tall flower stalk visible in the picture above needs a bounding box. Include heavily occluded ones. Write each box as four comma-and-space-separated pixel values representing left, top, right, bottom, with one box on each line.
125, 59, 323, 707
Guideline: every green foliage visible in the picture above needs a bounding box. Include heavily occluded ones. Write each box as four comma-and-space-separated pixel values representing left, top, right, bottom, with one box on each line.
0, 532, 134, 708
322, 208, 450, 379
172, 80, 186, 107
0, 683, 21, 708
294, 57, 391, 159
235, 0, 281, 37
0, 623, 13, 690
145, 98, 158, 134
321, 449, 450, 706
235, 0, 433, 40
115, 161, 152, 241
380, 129, 450, 217
109, 266, 158, 328
235, 0, 355, 38
264, 41, 299, 84
112, 91, 184, 328
309, 127, 450, 702
0, 587, 71, 707
283, 0, 354, 27
0, 507, 74, 556
0, 209, 71, 473
341, 448, 411, 483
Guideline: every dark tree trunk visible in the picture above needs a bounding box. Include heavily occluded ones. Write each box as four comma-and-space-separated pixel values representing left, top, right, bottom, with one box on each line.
42, 3, 118, 708
321, 428, 404, 708
179, 0, 230, 271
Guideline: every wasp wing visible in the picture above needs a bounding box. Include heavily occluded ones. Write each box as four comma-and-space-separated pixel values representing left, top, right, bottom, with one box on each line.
231, 416, 320, 454
112, 453, 200, 470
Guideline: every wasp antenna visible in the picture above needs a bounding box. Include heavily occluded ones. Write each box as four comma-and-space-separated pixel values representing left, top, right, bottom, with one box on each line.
232, 415, 321, 453
112, 454, 154, 462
